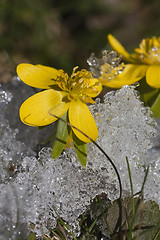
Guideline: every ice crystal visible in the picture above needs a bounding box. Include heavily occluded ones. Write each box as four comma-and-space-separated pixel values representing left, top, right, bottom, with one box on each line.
87, 50, 123, 78
0, 83, 159, 239
0, 85, 34, 184
87, 86, 157, 194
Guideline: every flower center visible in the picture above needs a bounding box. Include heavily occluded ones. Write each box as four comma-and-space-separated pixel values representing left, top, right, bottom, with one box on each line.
133, 37, 160, 64
55, 67, 101, 103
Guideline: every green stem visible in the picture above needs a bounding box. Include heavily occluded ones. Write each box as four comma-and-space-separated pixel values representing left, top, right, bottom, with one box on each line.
49, 113, 123, 235
126, 157, 135, 239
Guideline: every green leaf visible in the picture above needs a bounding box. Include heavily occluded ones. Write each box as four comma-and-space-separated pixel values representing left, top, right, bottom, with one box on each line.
151, 92, 160, 118
52, 111, 71, 159
73, 132, 87, 167
106, 197, 160, 240
138, 200, 160, 240
26, 233, 36, 240
142, 89, 159, 107
137, 78, 159, 107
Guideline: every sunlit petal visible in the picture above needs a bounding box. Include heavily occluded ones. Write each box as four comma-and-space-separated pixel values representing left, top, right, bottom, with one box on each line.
101, 64, 147, 88
85, 78, 102, 97
20, 89, 69, 126
107, 34, 136, 63
17, 63, 60, 89
146, 65, 160, 88
69, 100, 98, 143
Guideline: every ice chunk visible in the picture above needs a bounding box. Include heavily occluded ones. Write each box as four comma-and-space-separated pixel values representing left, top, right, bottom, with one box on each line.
87, 86, 157, 193
87, 50, 122, 78
0, 84, 159, 238
0, 85, 34, 184
2, 80, 55, 149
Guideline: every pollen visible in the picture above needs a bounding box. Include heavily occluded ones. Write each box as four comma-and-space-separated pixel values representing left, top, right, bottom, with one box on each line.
55, 67, 102, 103
133, 37, 160, 64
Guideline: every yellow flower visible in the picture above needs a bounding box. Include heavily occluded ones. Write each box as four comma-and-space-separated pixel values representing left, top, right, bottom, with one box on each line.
98, 62, 147, 88
108, 34, 160, 88
17, 64, 102, 143
88, 51, 146, 89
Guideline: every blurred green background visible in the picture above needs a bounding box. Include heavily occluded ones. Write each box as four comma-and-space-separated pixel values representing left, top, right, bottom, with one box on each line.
0, 0, 160, 82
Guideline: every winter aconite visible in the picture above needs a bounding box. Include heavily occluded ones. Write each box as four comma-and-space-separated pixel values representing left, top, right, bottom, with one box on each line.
108, 34, 160, 88
17, 64, 102, 143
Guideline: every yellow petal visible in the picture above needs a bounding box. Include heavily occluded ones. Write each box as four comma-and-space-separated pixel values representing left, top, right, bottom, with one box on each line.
20, 89, 69, 126
65, 132, 74, 149
69, 100, 98, 143
85, 78, 102, 97
107, 34, 136, 63
146, 65, 160, 88
17, 63, 60, 89
101, 64, 147, 88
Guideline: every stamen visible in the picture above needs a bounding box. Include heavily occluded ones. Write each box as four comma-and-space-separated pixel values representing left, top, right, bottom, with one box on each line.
133, 37, 160, 64
53, 67, 101, 103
